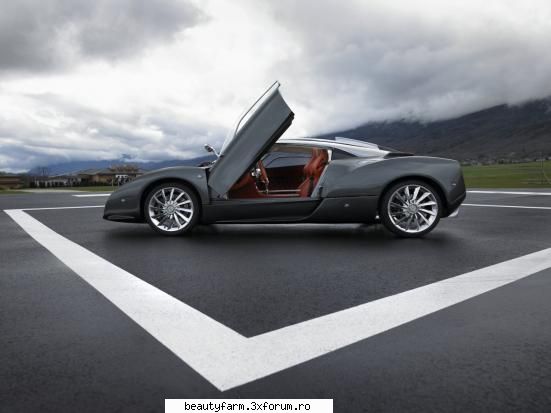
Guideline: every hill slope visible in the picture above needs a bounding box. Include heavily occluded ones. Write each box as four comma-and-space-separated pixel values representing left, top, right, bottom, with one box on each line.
317, 99, 551, 162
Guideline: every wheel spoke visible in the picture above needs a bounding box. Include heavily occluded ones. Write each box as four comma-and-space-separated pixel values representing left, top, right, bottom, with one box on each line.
395, 214, 408, 223
412, 186, 420, 201
394, 192, 406, 204
405, 215, 414, 230
176, 211, 190, 222
169, 188, 175, 201
420, 208, 436, 216
417, 212, 430, 225
416, 191, 431, 203
158, 214, 169, 227
418, 201, 436, 207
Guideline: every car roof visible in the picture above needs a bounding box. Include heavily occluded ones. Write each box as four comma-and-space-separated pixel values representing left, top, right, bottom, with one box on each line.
277, 137, 390, 158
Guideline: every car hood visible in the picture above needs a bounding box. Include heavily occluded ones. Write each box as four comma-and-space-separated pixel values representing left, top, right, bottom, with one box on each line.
207, 83, 294, 197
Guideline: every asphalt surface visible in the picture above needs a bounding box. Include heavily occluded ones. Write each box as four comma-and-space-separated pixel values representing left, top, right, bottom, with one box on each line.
1, 190, 551, 412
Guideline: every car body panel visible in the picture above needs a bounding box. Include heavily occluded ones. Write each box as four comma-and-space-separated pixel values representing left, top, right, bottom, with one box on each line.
202, 198, 319, 223
207, 87, 294, 197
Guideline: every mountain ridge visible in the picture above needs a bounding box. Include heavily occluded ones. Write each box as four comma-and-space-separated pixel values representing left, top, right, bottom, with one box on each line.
315, 98, 551, 162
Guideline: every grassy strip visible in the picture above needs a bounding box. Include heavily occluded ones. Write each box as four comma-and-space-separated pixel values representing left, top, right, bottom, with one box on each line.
0, 190, 26, 195
463, 161, 551, 188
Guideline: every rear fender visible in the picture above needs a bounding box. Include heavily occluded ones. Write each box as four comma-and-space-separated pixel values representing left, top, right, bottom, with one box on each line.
320, 156, 465, 212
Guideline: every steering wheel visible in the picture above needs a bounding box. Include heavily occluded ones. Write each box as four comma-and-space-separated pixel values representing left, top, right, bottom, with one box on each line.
258, 160, 269, 187
252, 160, 269, 192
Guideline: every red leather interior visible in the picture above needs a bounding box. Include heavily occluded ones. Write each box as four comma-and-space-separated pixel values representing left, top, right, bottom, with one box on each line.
228, 172, 265, 198
298, 149, 329, 197
228, 149, 328, 199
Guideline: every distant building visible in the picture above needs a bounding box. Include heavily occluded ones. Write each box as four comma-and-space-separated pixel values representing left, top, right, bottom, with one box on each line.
33, 174, 81, 188
29, 165, 147, 188
0, 174, 24, 189
77, 165, 147, 186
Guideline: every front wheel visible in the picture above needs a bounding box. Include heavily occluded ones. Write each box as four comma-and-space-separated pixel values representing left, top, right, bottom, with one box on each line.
144, 183, 199, 236
380, 180, 442, 238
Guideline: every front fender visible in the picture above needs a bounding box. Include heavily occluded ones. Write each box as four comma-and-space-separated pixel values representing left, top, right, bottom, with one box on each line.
103, 166, 209, 222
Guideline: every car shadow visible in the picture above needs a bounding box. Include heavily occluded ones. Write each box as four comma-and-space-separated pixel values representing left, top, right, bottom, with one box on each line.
103, 222, 457, 248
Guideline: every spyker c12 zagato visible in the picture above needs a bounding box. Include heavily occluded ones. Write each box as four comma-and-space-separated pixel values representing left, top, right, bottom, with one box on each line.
103, 81, 466, 237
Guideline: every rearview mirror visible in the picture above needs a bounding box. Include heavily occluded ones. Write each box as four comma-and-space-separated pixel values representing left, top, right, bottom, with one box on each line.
204, 144, 220, 158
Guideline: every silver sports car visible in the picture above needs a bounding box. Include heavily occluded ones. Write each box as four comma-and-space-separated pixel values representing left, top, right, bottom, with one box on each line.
103, 82, 466, 237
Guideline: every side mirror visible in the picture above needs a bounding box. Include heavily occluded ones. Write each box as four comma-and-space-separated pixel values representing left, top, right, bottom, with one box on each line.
204, 144, 220, 158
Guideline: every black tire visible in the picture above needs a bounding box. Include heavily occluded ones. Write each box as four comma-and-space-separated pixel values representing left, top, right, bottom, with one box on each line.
380, 180, 442, 238
144, 182, 200, 236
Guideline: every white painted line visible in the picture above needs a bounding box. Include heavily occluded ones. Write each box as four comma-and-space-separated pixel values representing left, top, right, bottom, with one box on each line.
20, 205, 104, 211
463, 203, 551, 210
5, 207, 551, 391
468, 190, 551, 196
73, 193, 111, 197
4, 209, 248, 391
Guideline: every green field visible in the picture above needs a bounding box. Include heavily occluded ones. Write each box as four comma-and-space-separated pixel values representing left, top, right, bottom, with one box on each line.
0, 189, 26, 195
463, 161, 551, 188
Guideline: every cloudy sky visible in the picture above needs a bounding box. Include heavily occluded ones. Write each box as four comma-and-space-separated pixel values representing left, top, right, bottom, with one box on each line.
1, 0, 551, 172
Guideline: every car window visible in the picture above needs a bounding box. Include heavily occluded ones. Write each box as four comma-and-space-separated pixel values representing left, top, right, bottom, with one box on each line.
263, 151, 311, 168
331, 148, 354, 159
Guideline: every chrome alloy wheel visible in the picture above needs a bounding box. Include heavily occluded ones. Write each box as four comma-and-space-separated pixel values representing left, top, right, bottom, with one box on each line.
147, 187, 194, 232
387, 184, 438, 234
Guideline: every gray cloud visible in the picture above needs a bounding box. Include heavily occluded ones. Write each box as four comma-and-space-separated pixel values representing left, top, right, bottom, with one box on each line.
0, 0, 204, 73
2, 0, 551, 172
266, 0, 551, 130
0, 91, 225, 172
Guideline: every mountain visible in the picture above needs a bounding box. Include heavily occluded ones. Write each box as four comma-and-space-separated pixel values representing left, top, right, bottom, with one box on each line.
28, 155, 215, 176
315, 98, 551, 162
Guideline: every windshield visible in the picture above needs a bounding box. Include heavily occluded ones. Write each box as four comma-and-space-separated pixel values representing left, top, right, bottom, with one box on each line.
220, 81, 280, 155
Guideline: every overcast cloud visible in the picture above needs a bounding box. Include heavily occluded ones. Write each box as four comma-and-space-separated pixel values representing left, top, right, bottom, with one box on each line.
1, 0, 551, 172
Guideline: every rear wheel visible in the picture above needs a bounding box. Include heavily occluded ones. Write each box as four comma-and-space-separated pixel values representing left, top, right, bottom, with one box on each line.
380, 180, 442, 238
144, 183, 199, 235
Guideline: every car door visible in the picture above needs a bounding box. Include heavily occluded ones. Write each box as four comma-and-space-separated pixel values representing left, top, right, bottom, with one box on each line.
207, 83, 294, 198
203, 197, 320, 223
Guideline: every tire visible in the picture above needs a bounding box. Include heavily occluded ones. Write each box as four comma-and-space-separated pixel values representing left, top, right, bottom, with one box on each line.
144, 182, 200, 236
380, 180, 442, 238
